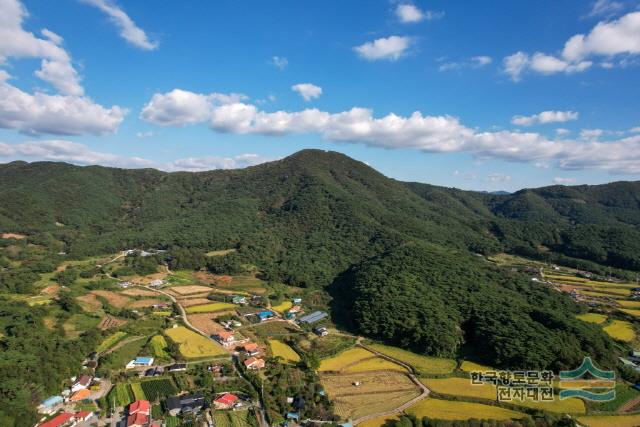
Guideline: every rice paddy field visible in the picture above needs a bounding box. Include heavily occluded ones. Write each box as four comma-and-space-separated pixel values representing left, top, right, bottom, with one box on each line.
271, 300, 293, 313
575, 313, 608, 324
358, 415, 400, 427
406, 398, 526, 421
169, 285, 213, 295
214, 410, 256, 427
460, 361, 493, 372
603, 320, 635, 342
368, 343, 456, 375
185, 302, 236, 314
164, 326, 228, 358
150, 335, 170, 359
319, 347, 376, 371
96, 331, 127, 353
268, 339, 300, 362
333, 390, 420, 420
343, 357, 407, 373
619, 300, 640, 308
621, 308, 640, 317
577, 414, 640, 427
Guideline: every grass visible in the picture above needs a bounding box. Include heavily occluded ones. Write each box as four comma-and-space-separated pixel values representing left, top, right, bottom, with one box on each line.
368, 343, 456, 375
185, 302, 236, 314
578, 414, 640, 427
319, 347, 376, 371
603, 320, 635, 342
164, 326, 228, 358
206, 248, 237, 257
271, 300, 293, 313
96, 331, 127, 353
406, 398, 526, 421
343, 357, 407, 373
166, 270, 194, 285
575, 313, 608, 324
150, 335, 170, 359
268, 339, 300, 363
130, 382, 146, 401
591, 384, 640, 412
100, 338, 146, 371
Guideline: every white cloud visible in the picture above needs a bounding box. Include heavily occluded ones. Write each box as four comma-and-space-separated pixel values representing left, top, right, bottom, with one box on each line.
291, 83, 322, 101
0, 0, 126, 135
166, 153, 272, 172
588, 0, 624, 18
556, 128, 571, 136
269, 56, 288, 70
505, 12, 640, 79
485, 173, 512, 183
511, 111, 579, 126
135, 131, 154, 139
553, 177, 577, 184
354, 36, 412, 61
439, 56, 492, 72
396, 4, 424, 23
630, 126, 640, 133
471, 56, 492, 67
141, 89, 640, 175
80, 0, 157, 50
580, 128, 604, 140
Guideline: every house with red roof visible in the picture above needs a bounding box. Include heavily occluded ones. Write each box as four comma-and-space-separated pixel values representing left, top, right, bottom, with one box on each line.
244, 356, 265, 370
37, 413, 75, 427
71, 374, 92, 392
129, 399, 151, 415
214, 331, 237, 346
242, 342, 260, 356
214, 392, 239, 409
126, 412, 149, 427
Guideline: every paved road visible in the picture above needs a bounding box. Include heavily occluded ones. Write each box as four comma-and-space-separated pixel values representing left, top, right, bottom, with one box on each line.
351, 343, 431, 425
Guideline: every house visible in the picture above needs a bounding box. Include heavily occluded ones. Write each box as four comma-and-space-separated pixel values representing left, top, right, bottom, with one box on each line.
149, 279, 165, 287
292, 298, 302, 305
256, 311, 274, 322
71, 375, 92, 392
74, 411, 93, 422
70, 388, 91, 402
126, 412, 149, 427
126, 356, 154, 369
118, 281, 131, 288
630, 350, 640, 363
314, 326, 329, 337
298, 311, 328, 324
168, 363, 187, 372
145, 367, 164, 377
288, 305, 302, 314
38, 412, 75, 427
152, 303, 170, 310
39, 396, 63, 413
165, 394, 204, 416
232, 295, 247, 305
129, 400, 151, 415
214, 393, 239, 410
214, 331, 237, 346
242, 343, 260, 356
244, 357, 266, 370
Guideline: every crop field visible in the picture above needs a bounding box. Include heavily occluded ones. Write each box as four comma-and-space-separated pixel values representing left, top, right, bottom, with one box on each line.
333, 390, 420, 420
577, 414, 640, 427
580, 290, 627, 299
140, 378, 178, 401
165, 326, 227, 358
214, 409, 256, 427
358, 415, 400, 427
97, 315, 127, 330
621, 308, 640, 317
130, 382, 145, 400
575, 313, 608, 324
150, 335, 170, 359
619, 300, 640, 308
421, 377, 496, 400
344, 357, 407, 373
166, 270, 194, 285
460, 361, 492, 372
249, 321, 300, 337
97, 331, 127, 353
91, 290, 131, 307
368, 343, 456, 375
268, 339, 300, 362
165, 416, 180, 427
406, 398, 526, 421
321, 370, 417, 397
108, 383, 134, 407
185, 302, 236, 314
179, 297, 214, 307
129, 298, 165, 308
77, 293, 103, 310
187, 313, 226, 335
319, 347, 376, 371
603, 320, 635, 342
271, 301, 293, 313
169, 285, 213, 295
121, 288, 158, 297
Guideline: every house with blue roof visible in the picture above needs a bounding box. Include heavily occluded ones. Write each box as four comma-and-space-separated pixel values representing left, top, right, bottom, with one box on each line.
126, 356, 154, 369
257, 311, 274, 322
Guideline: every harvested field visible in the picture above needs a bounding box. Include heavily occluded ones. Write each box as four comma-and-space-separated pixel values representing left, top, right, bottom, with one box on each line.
128, 298, 164, 308
98, 315, 127, 330
406, 398, 526, 421
77, 293, 103, 310
91, 290, 131, 308
129, 272, 167, 285
178, 297, 214, 307
121, 288, 158, 297
169, 285, 213, 295
187, 313, 226, 336
333, 390, 419, 420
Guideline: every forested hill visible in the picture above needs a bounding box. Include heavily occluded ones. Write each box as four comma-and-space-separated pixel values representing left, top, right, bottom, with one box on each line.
1, 149, 639, 283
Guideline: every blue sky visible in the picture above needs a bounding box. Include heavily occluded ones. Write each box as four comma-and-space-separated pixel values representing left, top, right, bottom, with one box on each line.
0, 0, 639, 191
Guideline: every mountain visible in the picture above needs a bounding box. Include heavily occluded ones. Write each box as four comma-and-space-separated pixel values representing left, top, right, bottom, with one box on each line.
0, 149, 637, 370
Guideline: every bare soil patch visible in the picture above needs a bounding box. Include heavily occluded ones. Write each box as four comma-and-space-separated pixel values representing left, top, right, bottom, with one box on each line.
1, 233, 26, 240
179, 297, 214, 307
187, 313, 227, 335
128, 298, 164, 308
170, 285, 213, 295
77, 293, 103, 310
98, 315, 127, 330
91, 290, 131, 308
121, 288, 158, 297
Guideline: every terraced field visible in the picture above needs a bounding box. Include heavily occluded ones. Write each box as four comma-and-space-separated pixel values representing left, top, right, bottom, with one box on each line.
319, 347, 376, 371
165, 326, 228, 358
268, 339, 300, 362
368, 343, 456, 375
578, 414, 640, 427
603, 320, 635, 342
406, 398, 526, 421
575, 313, 608, 324
185, 302, 236, 314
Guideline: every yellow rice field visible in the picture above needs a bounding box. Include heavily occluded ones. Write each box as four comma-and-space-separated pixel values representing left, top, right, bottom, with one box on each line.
271, 301, 293, 313
406, 399, 526, 421
421, 377, 496, 400
368, 343, 456, 375
578, 414, 640, 427
319, 347, 375, 371
575, 313, 608, 324
618, 300, 640, 308
603, 320, 635, 342
621, 308, 640, 318
268, 339, 300, 362
185, 302, 236, 314
580, 290, 626, 299
343, 357, 407, 373
165, 326, 227, 358
96, 331, 127, 353
358, 415, 400, 427
460, 361, 493, 372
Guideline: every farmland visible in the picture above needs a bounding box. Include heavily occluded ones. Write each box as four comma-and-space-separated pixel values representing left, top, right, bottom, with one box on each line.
460, 361, 492, 372
344, 357, 407, 373
129, 298, 165, 308
140, 378, 178, 401
121, 288, 158, 297
578, 414, 640, 427
603, 320, 635, 342
108, 379, 177, 406
421, 377, 496, 400
187, 313, 226, 335
107, 383, 135, 407
319, 347, 375, 371
91, 290, 131, 307
96, 331, 127, 353
268, 339, 300, 363
575, 313, 608, 324
271, 300, 292, 313
321, 371, 420, 419
150, 335, 170, 359
165, 326, 228, 358
97, 315, 127, 330
169, 285, 213, 295
185, 302, 236, 314
179, 297, 214, 307
214, 409, 256, 427
406, 398, 526, 421
367, 343, 456, 375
